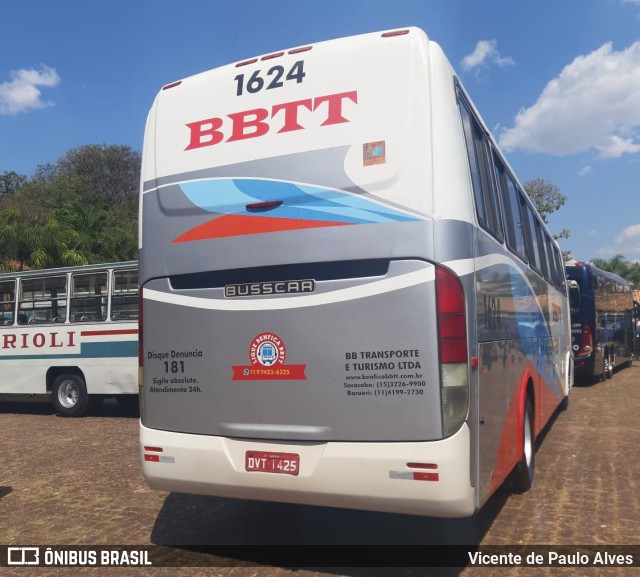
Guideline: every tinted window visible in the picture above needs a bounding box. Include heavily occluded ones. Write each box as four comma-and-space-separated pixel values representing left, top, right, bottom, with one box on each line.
459, 101, 487, 227
534, 220, 550, 280
544, 236, 562, 288
71, 272, 108, 323
19, 276, 67, 324
0, 280, 15, 326
495, 158, 527, 260
111, 269, 139, 320
459, 98, 503, 240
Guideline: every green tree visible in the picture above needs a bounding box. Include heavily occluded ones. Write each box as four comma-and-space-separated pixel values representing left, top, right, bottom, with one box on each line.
524, 178, 570, 240
0, 201, 46, 270
591, 255, 640, 288
0, 171, 27, 198
30, 218, 88, 269
0, 144, 140, 270
56, 144, 140, 204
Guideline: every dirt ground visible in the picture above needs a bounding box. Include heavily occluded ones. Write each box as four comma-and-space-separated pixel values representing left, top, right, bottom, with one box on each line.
1, 363, 640, 577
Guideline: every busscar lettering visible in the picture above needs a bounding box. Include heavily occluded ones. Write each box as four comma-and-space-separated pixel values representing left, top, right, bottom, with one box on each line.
185, 90, 358, 150
225, 279, 315, 298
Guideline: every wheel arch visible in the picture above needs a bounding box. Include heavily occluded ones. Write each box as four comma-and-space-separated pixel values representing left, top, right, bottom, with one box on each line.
46, 366, 86, 393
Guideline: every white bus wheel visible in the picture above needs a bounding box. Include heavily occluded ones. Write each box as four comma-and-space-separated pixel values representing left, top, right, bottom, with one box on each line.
52, 375, 89, 418
511, 395, 535, 493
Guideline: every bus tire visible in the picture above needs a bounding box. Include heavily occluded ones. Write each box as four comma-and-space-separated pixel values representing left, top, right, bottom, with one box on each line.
511, 395, 535, 493
601, 352, 613, 381
52, 374, 90, 418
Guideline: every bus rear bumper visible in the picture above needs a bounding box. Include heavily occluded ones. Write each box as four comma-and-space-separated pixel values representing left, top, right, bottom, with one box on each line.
140, 423, 476, 518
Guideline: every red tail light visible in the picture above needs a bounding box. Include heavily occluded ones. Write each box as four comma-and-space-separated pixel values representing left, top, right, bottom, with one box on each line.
436, 266, 468, 364
382, 30, 410, 38
578, 325, 593, 356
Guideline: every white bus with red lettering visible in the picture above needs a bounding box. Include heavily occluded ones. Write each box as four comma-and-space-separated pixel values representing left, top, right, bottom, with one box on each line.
139, 28, 571, 517
0, 262, 138, 416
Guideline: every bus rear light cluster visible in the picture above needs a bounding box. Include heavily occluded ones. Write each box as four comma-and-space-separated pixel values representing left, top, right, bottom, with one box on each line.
144, 446, 163, 462
162, 80, 182, 91
236, 46, 313, 67
578, 326, 593, 356
406, 462, 438, 470
436, 267, 468, 364
435, 266, 469, 437
382, 29, 410, 38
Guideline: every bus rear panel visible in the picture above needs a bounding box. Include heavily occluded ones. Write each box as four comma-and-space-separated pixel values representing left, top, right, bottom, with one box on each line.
139, 28, 570, 517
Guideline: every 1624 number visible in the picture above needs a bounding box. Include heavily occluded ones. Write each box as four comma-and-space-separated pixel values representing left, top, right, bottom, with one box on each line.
234, 60, 305, 96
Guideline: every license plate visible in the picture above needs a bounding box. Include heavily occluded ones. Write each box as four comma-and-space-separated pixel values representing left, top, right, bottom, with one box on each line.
245, 451, 300, 476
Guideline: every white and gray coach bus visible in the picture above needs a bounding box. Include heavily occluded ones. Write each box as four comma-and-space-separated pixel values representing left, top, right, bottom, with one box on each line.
138, 28, 572, 517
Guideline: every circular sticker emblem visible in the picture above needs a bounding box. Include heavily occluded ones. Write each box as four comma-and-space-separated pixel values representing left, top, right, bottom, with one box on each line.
249, 332, 286, 367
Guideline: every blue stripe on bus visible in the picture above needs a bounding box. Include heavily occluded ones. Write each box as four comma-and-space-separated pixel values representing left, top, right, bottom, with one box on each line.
0, 341, 137, 361
181, 178, 420, 224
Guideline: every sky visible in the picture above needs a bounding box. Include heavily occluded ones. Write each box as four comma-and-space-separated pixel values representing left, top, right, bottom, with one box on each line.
1, 0, 639, 263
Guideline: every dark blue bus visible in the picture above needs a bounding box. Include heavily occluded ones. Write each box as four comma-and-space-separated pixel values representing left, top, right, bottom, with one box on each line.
566, 262, 635, 382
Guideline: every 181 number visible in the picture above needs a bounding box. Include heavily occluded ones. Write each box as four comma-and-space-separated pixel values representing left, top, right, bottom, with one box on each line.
234, 61, 305, 96
164, 360, 184, 374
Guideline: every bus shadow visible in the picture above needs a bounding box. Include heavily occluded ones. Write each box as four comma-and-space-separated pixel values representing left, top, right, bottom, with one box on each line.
149, 486, 511, 576
572, 363, 636, 388
90, 396, 140, 419
0, 397, 139, 419
0, 399, 55, 415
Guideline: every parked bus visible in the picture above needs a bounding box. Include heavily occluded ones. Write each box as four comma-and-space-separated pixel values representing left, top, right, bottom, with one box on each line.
566, 262, 634, 382
0, 262, 138, 417
138, 28, 572, 517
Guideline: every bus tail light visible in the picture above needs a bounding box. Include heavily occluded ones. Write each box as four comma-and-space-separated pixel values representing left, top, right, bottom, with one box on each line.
578, 326, 593, 356
435, 266, 469, 437
382, 29, 410, 38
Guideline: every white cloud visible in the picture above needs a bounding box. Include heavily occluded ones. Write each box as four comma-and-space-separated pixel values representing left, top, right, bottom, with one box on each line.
461, 40, 515, 75
578, 165, 592, 176
0, 65, 60, 115
596, 135, 640, 159
499, 41, 640, 158
597, 224, 640, 258
615, 224, 640, 246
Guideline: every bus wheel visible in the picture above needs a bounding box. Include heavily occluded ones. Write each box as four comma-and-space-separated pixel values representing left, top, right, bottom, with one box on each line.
52, 375, 89, 418
511, 395, 535, 493
602, 353, 613, 381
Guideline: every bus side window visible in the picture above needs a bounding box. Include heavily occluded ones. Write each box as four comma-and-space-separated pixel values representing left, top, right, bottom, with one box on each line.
0, 280, 16, 327
19, 276, 67, 324
111, 269, 139, 321
553, 246, 566, 291
520, 200, 538, 272
534, 222, 551, 281
495, 156, 527, 262
459, 97, 504, 241
71, 272, 108, 323
544, 235, 560, 288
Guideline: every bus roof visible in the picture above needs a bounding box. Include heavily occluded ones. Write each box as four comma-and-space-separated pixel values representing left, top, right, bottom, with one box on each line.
0, 261, 137, 281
